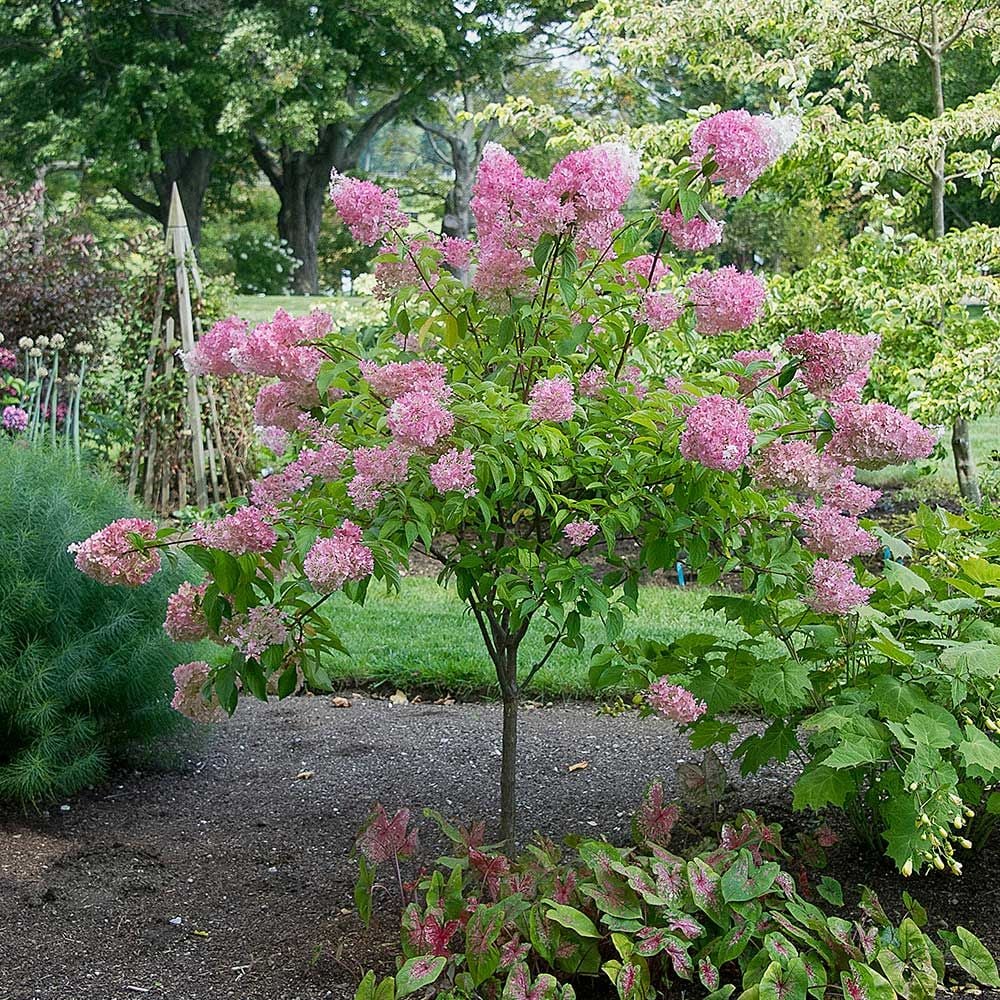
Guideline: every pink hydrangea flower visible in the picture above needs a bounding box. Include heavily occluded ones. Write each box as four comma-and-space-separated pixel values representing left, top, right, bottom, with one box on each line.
164, 581, 210, 642
374, 240, 439, 299
660, 207, 725, 251
439, 237, 473, 271
785, 329, 880, 401
640, 291, 683, 331
826, 402, 937, 469
621, 365, 648, 400
359, 359, 449, 400
731, 349, 777, 393
646, 679, 707, 723
253, 381, 316, 431
349, 442, 412, 509
329, 172, 408, 245
258, 425, 290, 455
691, 110, 798, 197
248, 466, 308, 510
225, 605, 289, 660
687, 267, 767, 335
807, 559, 873, 615
580, 367, 608, 398
529, 377, 575, 422
473, 243, 531, 299
387, 390, 455, 449
823, 468, 882, 515
229, 310, 327, 383
69, 518, 161, 586
171, 661, 224, 723
680, 395, 754, 471
304, 521, 374, 594
563, 519, 599, 546
0, 347, 17, 371
623, 254, 670, 290
429, 448, 477, 497
2, 405, 28, 433
293, 440, 350, 481
193, 506, 277, 556
788, 503, 879, 561
751, 440, 841, 493
182, 316, 247, 377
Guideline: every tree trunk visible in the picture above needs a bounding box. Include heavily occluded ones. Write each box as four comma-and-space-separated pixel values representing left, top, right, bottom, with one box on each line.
952, 418, 982, 505
928, 35, 981, 503
153, 149, 214, 247
276, 153, 328, 295
498, 640, 519, 857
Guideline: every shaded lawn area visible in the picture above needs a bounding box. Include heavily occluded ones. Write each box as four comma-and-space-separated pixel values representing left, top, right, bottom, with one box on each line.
321, 578, 748, 698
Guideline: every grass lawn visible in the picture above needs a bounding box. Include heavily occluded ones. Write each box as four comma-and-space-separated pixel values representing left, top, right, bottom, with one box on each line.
231, 293, 384, 329
321, 577, 747, 699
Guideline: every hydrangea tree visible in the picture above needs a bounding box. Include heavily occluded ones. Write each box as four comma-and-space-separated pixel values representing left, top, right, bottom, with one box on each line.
72, 111, 934, 854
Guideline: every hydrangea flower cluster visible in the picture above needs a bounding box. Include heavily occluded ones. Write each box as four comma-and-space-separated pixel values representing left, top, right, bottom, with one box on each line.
328, 172, 408, 245
680, 395, 754, 471
225, 605, 290, 660
731, 349, 777, 394
660, 207, 725, 251
808, 559, 874, 615
826, 402, 937, 469
563, 519, 599, 546
751, 440, 840, 493
0, 347, 17, 371
359, 359, 449, 400
529, 377, 575, 422
69, 518, 160, 586
579, 367, 609, 398
2, 404, 28, 433
171, 661, 224, 723
164, 581, 210, 642
387, 390, 455, 449
182, 316, 247, 377
646, 679, 707, 723
785, 329, 880, 402
788, 502, 879, 561
691, 110, 799, 197
304, 521, 375, 594
640, 291, 683, 331
349, 442, 412, 510
686, 267, 767, 335
193, 506, 277, 556
429, 448, 477, 497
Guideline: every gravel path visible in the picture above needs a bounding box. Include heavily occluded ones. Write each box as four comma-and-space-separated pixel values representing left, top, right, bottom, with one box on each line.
1, 694, 997, 1000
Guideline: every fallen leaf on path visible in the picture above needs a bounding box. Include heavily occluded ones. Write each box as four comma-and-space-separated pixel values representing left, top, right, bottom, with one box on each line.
389, 690, 409, 705
295, 770, 315, 781
330, 696, 352, 708
568, 761, 589, 772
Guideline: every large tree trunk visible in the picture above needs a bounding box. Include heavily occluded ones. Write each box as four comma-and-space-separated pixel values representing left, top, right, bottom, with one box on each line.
928, 34, 981, 503
276, 152, 330, 295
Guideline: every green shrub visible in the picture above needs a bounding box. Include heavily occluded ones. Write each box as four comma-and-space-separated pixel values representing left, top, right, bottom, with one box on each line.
0, 443, 199, 804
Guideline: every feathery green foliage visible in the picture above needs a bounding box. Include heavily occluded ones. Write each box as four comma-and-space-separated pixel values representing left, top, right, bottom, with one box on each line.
0, 443, 198, 805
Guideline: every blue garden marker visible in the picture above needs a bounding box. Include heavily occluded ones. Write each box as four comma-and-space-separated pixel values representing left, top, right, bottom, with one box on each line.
676, 561, 686, 587
883, 546, 893, 564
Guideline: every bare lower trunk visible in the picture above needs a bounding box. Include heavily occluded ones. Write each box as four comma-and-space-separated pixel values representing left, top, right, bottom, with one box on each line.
500, 682, 518, 857
952, 418, 982, 505
276, 154, 327, 295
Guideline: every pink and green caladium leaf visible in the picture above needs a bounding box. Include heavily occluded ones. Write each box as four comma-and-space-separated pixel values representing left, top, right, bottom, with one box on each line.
465, 904, 504, 986
542, 900, 601, 939
714, 904, 762, 964
840, 961, 896, 1000
721, 849, 781, 902
394, 955, 447, 999
631, 778, 679, 846
502, 963, 561, 1000
760, 957, 808, 1000
876, 919, 937, 1000
686, 858, 723, 918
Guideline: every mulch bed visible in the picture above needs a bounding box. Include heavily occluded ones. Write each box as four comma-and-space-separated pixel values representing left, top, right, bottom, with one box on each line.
2, 693, 998, 1000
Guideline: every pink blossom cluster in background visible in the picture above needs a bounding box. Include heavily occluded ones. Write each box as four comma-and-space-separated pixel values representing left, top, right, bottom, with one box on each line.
579, 367, 609, 398
679, 394, 754, 471
0, 347, 17, 371
808, 558, 874, 615
171, 661, 224, 723
348, 441, 413, 510
686, 267, 767, 335
752, 440, 840, 494
164, 581, 210, 642
328, 172, 408, 245
788, 502, 879, 561
429, 447, 477, 497
193, 506, 277, 556
640, 291, 683, 331
359, 359, 449, 400
691, 110, 800, 197
2, 404, 28, 433
69, 517, 160, 586
785, 329, 880, 402
529, 376, 575, 422
826, 401, 937, 469
225, 605, 290, 660
563, 519, 599, 546
304, 520, 375, 594
660, 207, 725, 251
645, 678, 707, 723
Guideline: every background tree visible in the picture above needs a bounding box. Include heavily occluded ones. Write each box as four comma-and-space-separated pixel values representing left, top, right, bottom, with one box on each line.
582, 0, 1000, 501
0, 0, 236, 246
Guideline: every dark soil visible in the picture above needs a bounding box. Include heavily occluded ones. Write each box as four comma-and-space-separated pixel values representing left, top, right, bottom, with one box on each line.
2, 694, 998, 1000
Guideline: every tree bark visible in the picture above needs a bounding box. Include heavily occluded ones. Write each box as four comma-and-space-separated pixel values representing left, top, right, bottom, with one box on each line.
118, 147, 214, 247
498, 639, 519, 858
275, 152, 330, 295
928, 30, 981, 503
